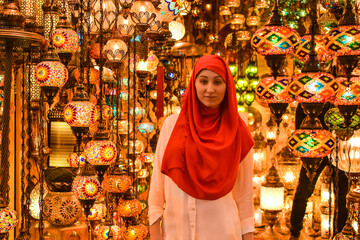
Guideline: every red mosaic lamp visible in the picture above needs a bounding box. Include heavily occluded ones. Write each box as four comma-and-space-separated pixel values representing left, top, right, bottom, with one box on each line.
251, 0, 300, 78
325, 0, 360, 80
71, 162, 101, 216
50, 10, 79, 66
256, 74, 293, 128
35, 47, 68, 106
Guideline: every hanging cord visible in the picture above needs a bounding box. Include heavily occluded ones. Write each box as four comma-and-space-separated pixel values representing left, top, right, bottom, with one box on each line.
25, 48, 33, 237
98, 0, 104, 123
132, 32, 137, 197
79, 0, 85, 85
18, 48, 26, 234
333, 136, 341, 235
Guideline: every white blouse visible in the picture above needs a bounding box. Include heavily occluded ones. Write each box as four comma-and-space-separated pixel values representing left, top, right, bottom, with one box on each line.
148, 113, 254, 240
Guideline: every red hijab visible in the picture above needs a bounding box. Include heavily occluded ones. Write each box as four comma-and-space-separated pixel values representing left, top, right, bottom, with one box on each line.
161, 55, 254, 200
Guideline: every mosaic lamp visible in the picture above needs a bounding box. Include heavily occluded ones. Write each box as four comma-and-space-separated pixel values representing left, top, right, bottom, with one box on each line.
35, 47, 68, 106
63, 84, 97, 152
256, 74, 293, 127
71, 163, 101, 216
324, 107, 360, 140
251, 0, 300, 78
84, 126, 117, 183
333, 76, 360, 129
103, 162, 132, 203
325, 0, 360, 79
50, 11, 79, 66
120, 219, 148, 240
0, 205, 18, 237
288, 128, 335, 181
96, 223, 121, 240
117, 190, 143, 221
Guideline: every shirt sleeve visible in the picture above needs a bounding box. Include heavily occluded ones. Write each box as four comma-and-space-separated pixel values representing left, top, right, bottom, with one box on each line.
233, 112, 255, 234
148, 116, 173, 225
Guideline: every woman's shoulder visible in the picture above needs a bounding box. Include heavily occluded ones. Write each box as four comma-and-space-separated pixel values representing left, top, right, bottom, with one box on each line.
162, 113, 180, 130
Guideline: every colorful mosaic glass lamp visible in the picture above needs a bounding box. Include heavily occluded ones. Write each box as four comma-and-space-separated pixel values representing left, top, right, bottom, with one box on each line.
256, 73, 292, 128
50, 9, 79, 66
35, 46, 68, 106
120, 218, 148, 240
288, 0, 336, 182
63, 84, 97, 154
84, 125, 117, 183
326, 0, 360, 82
251, 0, 300, 79
71, 162, 101, 217
324, 107, 360, 140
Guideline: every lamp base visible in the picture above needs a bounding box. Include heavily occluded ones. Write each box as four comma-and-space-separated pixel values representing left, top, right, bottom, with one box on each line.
258, 225, 284, 239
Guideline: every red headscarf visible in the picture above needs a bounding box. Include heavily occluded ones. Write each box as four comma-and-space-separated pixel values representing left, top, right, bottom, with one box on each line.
161, 55, 254, 200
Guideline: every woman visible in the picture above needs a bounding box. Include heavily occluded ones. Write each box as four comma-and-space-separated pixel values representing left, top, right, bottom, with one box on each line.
148, 55, 255, 240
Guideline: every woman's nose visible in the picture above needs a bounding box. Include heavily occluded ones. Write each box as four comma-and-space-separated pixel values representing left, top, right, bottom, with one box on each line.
206, 83, 215, 92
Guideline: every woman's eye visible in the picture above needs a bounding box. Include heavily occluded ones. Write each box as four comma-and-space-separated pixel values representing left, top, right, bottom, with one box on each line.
200, 80, 207, 84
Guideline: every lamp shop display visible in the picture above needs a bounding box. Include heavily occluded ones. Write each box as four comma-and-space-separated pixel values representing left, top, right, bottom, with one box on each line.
2, 0, 360, 239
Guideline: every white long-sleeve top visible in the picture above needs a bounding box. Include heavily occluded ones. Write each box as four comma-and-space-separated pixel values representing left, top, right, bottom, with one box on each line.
148, 113, 254, 240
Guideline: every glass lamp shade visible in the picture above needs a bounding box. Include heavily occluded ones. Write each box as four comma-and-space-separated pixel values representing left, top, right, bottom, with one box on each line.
63, 101, 97, 127
92, 0, 117, 32
130, 1, 156, 26
137, 122, 155, 135
68, 153, 86, 168
159, 0, 184, 21
96, 225, 121, 240
294, 34, 333, 67
117, 14, 136, 37
251, 26, 300, 55
333, 80, 360, 105
103, 38, 128, 62
50, 28, 79, 53
260, 186, 284, 211
117, 198, 143, 217
256, 76, 292, 103
325, 25, 360, 56
90, 43, 101, 60
0, 207, 18, 233
245, 63, 258, 78
277, 147, 301, 191
324, 107, 360, 132
88, 203, 106, 220
103, 174, 132, 193
129, 105, 146, 120
118, 119, 133, 135
143, 152, 155, 164
288, 129, 335, 158
228, 14, 245, 30
146, 52, 159, 72
43, 192, 82, 226
35, 61, 68, 87
29, 184, 49, 220
120, 223, 148, 240
235, 76, 248, 92
331, 131, 360, 173
289, 72, 338, 103
169, 20, 185, 40
74, 67, 100, 85
246, 15, 260, 27
123, 139, 145, 154
84, 140, 117, 166
71, 175, 101, 200
101, 105, 114, 120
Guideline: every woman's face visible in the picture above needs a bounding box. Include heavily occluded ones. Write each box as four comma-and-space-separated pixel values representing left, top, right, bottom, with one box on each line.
195, 69, 226, 109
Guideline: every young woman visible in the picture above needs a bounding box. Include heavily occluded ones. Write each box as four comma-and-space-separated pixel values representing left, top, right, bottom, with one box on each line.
148, 55, 255, 240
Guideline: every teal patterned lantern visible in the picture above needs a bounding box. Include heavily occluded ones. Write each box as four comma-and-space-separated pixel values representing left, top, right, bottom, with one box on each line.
289, 72, 338, 103
288, 129, 335, 158
333, 78, 360, 106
